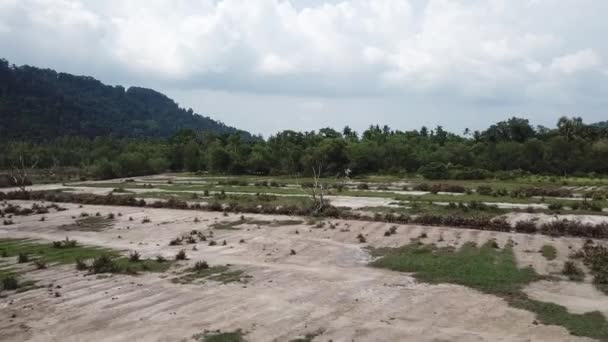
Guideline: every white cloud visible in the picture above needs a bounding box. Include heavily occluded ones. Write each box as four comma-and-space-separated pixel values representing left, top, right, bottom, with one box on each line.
0, 0, 607, 110
550, 49, 602, 74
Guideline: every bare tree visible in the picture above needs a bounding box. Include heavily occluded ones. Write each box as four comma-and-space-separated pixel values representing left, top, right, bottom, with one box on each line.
9, 155, 38, 192
306, 163, 329, 214
46, 155, 60, 179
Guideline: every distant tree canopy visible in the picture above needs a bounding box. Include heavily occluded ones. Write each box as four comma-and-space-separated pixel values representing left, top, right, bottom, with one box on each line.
2, 117, 608, 180
1, 59, 607, 180
0, 58, 252, 141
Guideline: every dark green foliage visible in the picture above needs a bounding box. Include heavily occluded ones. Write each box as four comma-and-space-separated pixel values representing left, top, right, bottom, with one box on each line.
175, 249, 187, 260
562, 261, 585, 281
17, 253, 29, 263
193, 261, 209, 271
1, 274, 19, 290
193, 329, 246, 342
573, 243, 608, 294
90, 254, 118, 274
540, 245, 557, 260
357, 233, 366, 243
0, 59, 249, 142
129, 251, 141, 262
34, 259, 48, 269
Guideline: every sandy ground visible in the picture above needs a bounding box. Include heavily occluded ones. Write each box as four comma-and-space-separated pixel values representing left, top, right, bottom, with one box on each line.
505, 212, 608, 225
1, 200, 605, 341
524, 281, 608, 317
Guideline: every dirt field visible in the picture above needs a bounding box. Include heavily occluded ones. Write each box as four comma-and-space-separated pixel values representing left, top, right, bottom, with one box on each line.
1, 199, 605, 341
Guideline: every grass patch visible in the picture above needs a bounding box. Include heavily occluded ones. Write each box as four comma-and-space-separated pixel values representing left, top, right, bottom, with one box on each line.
193, 329, 246, 342
172, 265, 251, 284
0, 239, 172, 281
0, 238, 114, 264
105, 257, 173, 274
211, 218, 303, 230
540, 245, 557, 261
371, 241, 608, 340
59, 216, 115, 231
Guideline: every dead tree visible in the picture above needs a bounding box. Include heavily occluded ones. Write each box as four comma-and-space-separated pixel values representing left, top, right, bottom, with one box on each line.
46, 156, 60, 179
9, 155, 38, 192
309, 164, 328, 214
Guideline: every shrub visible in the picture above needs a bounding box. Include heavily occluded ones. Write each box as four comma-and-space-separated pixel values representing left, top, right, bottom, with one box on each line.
562, 261, 585, 281
429, 184, 467, 193
419, 162, 448, 180
357, 183, 369, 190
413, 183, 430, 191
357, 234, 366, 243
52, 237, 78, 249
514, 220, 537, 234
17, 253, 29, 263
193, 261, 209, 271
34, 259, 47, 269
90, 254, 117, 274
129, 251, 141, 262
1, 275, 19, 290
476, 185, 493, 196
384, 225, 398, 236
75, 258, 88, 271
175, 250, 187, 260
449, 168, 492, 180
548, 202, 563, 211
156, 255, 167, 263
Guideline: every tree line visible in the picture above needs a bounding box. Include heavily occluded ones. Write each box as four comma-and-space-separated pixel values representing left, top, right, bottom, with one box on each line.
1, 116, 608, 180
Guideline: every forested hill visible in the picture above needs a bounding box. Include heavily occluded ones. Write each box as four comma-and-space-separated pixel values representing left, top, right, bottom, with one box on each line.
0, 59, 251, 141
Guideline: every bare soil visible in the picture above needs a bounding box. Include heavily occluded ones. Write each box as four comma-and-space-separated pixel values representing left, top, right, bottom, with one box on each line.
0, 200, 604, 341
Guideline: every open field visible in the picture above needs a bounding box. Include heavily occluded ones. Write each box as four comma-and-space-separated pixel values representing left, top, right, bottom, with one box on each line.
1, 174, 608, 341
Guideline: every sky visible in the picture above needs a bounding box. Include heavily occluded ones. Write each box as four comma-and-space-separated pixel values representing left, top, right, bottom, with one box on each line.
1, 0, 607, 137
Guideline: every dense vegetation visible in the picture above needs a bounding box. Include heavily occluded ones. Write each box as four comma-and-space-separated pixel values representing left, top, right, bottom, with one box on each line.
2, 116, 608, 181
0, 59, 251, 141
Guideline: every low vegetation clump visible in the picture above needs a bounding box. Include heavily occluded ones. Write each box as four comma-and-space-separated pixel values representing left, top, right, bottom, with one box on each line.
540, 245, 557, 260
193, 329, 246, 342
371, 241, 608, 340
384, 225, 398, 237
172, 264, 251, 285
60, 216, 115, 232
540, 220, 608, 239
289, 329, 325, 342
514, 220, 537, 234
17, 252, 29, 263
175, 249, 187, 260
562, 261, 585, 282
52, 237, 78, 249
573, 242, 608, 294
211, 218, 303, 230
87, 253, 173, 275
1, 274, 20, 291
510, 187, 572, 198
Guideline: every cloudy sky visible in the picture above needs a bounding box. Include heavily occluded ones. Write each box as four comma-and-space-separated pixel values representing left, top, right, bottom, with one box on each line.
1, 0, 607, 136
